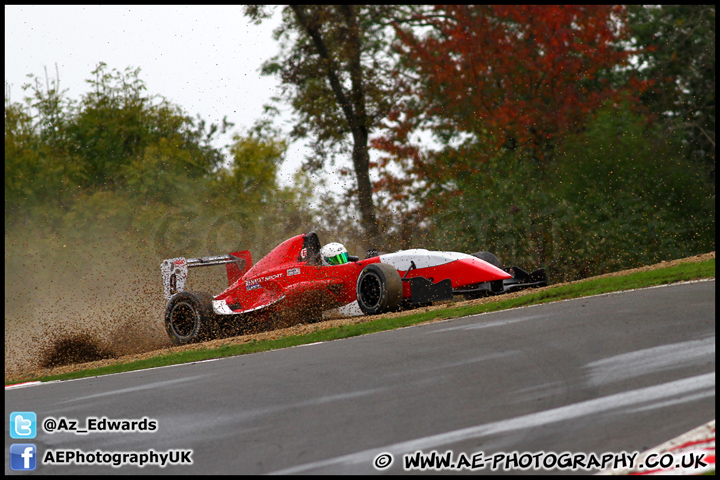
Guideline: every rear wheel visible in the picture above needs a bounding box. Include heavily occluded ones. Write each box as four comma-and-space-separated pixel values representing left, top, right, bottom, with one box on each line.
164, 291, 217, 345
356, 263, 403, 315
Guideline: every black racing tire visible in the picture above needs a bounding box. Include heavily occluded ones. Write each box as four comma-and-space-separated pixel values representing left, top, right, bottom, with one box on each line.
471, 251, 503, 269
164, 291, 217, 345
356, 263, 403, 315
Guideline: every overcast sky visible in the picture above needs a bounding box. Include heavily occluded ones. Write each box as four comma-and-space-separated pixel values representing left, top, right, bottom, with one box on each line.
4, 5, 320, 185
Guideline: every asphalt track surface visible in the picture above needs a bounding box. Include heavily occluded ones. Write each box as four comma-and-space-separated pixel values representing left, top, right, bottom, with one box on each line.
5, 280, 715, 474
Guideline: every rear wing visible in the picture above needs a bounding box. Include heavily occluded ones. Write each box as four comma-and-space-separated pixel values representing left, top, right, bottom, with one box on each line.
161, 251, 252, 302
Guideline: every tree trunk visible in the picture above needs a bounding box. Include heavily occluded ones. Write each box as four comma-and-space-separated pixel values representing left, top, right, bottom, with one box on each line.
350, 126, 380, 248
291, 5, 381, 249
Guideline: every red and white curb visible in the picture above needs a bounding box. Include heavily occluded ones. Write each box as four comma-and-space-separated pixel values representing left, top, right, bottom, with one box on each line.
4, 381, 43, 390
600, 420, 715, 475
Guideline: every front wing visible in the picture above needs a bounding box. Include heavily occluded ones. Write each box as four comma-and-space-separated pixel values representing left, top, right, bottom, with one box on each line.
453, 266, 548, 298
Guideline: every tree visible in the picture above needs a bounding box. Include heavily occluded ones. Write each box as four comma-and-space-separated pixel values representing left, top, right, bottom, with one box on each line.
548, 99, 715, 278
5, 66, 77, 221
625, 5, 715, 178
373, 6, 644, 205
210, 122, 287, 214
68, 62, 228, 196
243, 5, 415, 248
5, 98, 40, 212
5, 63, 231, 225
392, 6, 638, 152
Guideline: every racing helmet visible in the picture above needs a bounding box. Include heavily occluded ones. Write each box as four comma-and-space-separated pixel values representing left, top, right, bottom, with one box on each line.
320, 242, 349, 266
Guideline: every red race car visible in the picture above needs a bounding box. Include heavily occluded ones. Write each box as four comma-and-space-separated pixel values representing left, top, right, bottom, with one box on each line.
160, 231, 547, 344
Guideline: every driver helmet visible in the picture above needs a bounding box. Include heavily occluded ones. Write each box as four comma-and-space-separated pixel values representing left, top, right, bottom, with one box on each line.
320, 242, 349, 266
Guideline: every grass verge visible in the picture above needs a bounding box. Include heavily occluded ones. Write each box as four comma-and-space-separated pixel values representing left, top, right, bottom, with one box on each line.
6, 257, 714, 385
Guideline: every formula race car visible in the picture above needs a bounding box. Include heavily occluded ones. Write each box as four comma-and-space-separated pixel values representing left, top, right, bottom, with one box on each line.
160, 231, 547, 345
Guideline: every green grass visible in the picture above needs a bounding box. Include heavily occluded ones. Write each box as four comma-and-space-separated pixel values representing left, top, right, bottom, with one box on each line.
6, 258, 714, 385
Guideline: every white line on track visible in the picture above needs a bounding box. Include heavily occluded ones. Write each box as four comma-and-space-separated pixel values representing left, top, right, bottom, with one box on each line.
4, 358, 223, 390
269, 372, 715, 474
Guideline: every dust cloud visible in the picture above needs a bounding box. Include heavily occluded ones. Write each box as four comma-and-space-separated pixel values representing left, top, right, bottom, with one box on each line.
4, 224, 231, 380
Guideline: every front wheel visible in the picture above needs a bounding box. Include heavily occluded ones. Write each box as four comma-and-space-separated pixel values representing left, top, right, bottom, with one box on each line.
356, 263, 403, 315
164, 291, 217, 345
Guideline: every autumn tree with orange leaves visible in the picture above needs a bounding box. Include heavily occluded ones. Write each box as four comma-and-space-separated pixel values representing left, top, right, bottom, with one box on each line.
374, 5, 642, 201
